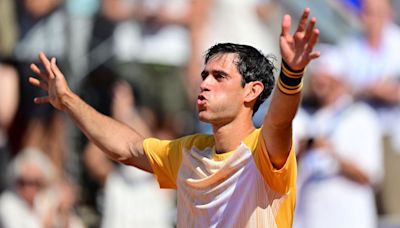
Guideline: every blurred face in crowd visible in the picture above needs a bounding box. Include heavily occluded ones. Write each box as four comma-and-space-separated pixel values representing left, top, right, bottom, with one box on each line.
197, 53, 250, 125
24, 0, 60, 18
16, 163, 45, 207
361, 0, 391, 39
310, 68, 346, 106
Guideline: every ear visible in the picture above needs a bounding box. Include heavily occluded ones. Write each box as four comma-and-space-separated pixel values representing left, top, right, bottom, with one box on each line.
244, 81, 264, 103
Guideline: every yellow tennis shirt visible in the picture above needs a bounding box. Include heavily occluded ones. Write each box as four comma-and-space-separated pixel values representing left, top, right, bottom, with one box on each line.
143, 128, 297, 228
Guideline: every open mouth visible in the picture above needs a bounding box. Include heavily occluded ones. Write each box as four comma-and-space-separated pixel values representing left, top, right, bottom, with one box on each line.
197, 94, 207, 107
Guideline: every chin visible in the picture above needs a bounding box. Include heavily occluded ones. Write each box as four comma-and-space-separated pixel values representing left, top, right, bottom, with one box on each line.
198, 112, 211, 123
198, 112, 231, 127
198, 110, 222, 124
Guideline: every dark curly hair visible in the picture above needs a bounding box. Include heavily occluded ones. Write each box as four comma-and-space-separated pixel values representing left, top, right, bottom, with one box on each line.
204, 43, 276, 114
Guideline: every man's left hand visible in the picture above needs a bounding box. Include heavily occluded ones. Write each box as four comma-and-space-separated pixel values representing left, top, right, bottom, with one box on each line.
280, 8, 320, 71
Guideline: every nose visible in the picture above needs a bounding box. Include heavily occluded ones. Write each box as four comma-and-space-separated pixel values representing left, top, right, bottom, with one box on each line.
200, 75, 213, 92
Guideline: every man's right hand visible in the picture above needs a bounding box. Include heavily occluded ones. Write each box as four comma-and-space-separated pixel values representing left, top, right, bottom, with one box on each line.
29, 53, 152, 172
29, 52, 72, 111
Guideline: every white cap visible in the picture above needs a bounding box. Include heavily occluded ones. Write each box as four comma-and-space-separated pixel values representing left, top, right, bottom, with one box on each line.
309, 44, 346, 82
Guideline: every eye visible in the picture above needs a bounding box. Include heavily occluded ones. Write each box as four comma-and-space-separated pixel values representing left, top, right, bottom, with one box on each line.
201, 71, 208, 80
214, 73, 225, 81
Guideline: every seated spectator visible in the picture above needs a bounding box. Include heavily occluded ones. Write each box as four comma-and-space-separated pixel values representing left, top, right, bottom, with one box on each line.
0, 148, 84, 228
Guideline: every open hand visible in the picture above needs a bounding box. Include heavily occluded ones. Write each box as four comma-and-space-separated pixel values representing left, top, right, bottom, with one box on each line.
29, 52, 72, 111
280, 8, 320, 70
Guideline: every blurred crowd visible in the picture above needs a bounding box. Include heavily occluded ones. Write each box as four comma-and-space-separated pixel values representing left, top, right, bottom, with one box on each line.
0, 0, 400, 227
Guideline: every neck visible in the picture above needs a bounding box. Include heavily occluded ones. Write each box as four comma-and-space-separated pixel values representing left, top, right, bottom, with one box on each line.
366, 26, 384, 51
367, 33, 382, 50
212, 115, 255, 154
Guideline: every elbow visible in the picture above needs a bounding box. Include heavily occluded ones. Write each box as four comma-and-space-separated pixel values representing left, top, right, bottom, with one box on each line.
116, 141, 142, 166
113, 149, 134, 165
114, 154, 132, 165
101, 144, 134, 165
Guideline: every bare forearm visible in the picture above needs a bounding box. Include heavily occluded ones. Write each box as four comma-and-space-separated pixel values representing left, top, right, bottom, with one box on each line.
61, 91, 145, 164
263, 61, 304, 167
263, 87, 301, 167
30, 53, 152, 172
339, 158, 370, 185
266, 87, 301, 129
0, 65, 19, 129
263, 6, 319, 152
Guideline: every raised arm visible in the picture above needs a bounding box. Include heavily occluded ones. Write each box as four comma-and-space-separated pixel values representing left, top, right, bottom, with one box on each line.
28, 52, 153, 172
262, 8, 320, 168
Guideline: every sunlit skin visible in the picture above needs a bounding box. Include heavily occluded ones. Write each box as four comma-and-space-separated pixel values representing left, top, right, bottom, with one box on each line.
28, 7, 320, 171
196, 53, 266, 155
197, 53, 263, 127
361, 0, 391, 49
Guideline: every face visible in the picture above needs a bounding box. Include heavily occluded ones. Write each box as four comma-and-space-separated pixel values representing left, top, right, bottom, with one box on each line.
311, 72, 332, 102
16, 163, 45, 206
361, 0, 390, 36
197, 53, 248, 125
310, 69, 344, 105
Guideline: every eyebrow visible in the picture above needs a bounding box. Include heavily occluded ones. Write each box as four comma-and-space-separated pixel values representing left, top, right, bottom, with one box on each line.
201, 69, 229, 77
213, 70, 228, 76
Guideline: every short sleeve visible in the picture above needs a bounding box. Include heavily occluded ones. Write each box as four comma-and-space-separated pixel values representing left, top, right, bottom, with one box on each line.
253, 133, 297, 194
143, 138, 184, 189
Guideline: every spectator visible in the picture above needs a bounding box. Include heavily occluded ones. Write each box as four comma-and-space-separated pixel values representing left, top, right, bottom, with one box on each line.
9, 0, 68, 177
0, 0, 18, 57
0, 148, 84, 228
294, 46, 384, 228
109, 0, 194, 138
65, 0, 100, 87
0, 62, 19, 192
338, 0, 400, 151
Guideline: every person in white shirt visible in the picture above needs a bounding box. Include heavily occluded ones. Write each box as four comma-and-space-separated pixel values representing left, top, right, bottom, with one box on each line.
294, 46, 384, 228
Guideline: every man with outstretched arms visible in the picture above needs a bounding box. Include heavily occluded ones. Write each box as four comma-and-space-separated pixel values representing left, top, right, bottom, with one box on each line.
29, 8, 319, 227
